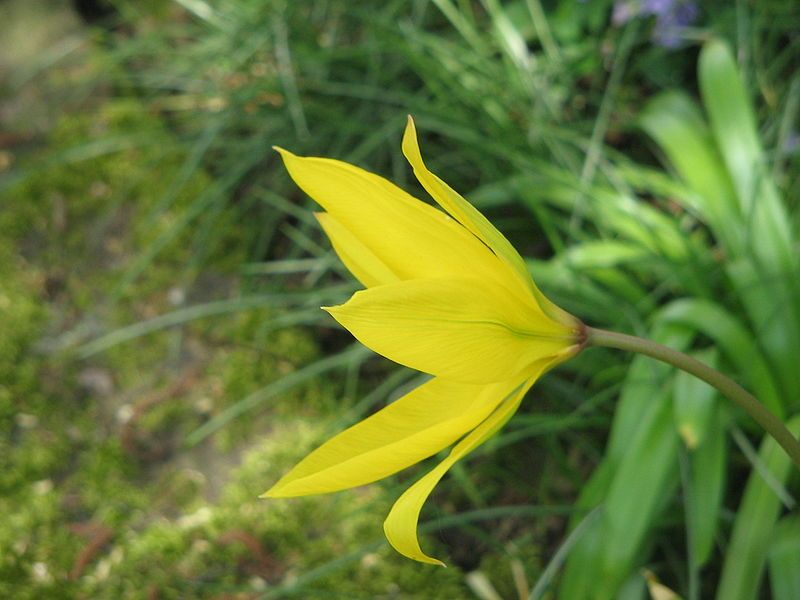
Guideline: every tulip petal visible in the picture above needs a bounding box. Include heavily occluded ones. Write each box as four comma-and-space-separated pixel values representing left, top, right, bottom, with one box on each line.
325, 278, 577, 384
315, 212, 399, 288
383, 375, 538, 564
261, 377, 520, 497
274, 147, 524, 297
402, 117, 577, 326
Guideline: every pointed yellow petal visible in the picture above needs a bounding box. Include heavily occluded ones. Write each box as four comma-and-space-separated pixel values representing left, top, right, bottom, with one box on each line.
325, 278, 577, 384
262, 377, 520, 497
315, 212, 399, 288
402, 117, 577, 326
383, 374, 540, 564
274, 147, 523, 295
401, 116, 527, 277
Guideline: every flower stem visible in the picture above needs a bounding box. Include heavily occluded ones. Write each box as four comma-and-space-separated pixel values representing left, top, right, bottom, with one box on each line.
585, 326, 800, 470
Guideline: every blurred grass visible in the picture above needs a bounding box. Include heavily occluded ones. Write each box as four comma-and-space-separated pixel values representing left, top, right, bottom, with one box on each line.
2, 0, 799, 598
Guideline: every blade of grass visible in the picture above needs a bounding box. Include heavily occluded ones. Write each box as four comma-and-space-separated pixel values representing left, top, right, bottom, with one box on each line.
73, 287, 351, 357
528, 506, 602, 600
186, 344, 371, 446
570, 21, 639, 231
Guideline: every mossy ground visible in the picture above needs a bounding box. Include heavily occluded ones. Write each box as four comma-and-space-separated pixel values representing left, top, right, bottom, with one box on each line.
1, 90, 497, 599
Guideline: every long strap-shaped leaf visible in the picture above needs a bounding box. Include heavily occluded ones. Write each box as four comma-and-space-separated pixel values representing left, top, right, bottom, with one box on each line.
768, 516, 800, 600
640, 41, 800, 411
699, 40, 800, 407
716, 416, 800, 600
659, 299, 783, 417
560, 323, 693, 599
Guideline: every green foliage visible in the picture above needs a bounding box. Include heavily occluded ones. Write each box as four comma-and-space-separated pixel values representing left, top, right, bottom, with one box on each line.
555, 39, 800, 599
3, 0, 800, 598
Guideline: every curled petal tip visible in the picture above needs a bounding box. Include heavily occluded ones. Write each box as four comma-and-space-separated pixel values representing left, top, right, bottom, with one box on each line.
430, 558, 447, 568
407, 553, 446, 567
414, 558, 446, 567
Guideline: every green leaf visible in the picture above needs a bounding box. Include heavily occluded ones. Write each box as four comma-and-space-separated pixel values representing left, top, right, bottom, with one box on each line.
659, 299, 783, 417
639, 90, 740, 251
698, 40, 800, 408
724, 258, 800, 412
601, 387, 679, 595
698, 39, 792, 259
715, 415, 800, 600
606, 325, 694, 461
686, 404, 727, 567
560, 324, 692, 599
558, 502, 609, 600
768, 515, 800, 600
673, 348, 718, 449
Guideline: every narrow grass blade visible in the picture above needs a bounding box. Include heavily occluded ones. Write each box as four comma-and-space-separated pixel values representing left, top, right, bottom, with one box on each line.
74, 287, 352, 358
528, 506, 602, 600
601, 385, 679, 596
699, 39, 792, 260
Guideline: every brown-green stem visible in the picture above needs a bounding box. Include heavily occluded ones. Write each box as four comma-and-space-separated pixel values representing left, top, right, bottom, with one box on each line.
586, 326, 800, 470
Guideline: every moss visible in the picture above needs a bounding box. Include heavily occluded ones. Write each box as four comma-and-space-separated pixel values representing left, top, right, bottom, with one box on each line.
0, 246, 45, 421
76, 421, 471, 599
198, 309, 338, 448
0, 480, 82, 599
7, 98, 238, 319
0, 99, 218, 594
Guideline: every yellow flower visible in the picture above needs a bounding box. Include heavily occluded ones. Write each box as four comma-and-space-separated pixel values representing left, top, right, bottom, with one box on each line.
261, 116, 583, 565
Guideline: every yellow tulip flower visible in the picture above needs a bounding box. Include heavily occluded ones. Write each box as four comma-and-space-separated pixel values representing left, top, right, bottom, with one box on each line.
262, 116, 584, 565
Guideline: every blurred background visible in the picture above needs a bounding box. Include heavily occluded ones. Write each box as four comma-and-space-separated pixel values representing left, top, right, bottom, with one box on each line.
1, 0, 799, 598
